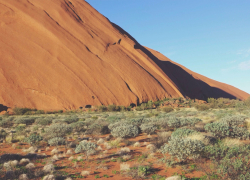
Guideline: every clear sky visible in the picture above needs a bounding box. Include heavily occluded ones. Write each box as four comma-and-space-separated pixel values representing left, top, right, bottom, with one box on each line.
87, 0, 250, 94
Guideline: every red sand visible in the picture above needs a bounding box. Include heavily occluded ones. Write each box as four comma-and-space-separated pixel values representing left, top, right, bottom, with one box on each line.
0, 0, 249, 111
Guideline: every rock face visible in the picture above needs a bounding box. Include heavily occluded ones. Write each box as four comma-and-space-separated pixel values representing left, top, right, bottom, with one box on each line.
0, 0, 249, 111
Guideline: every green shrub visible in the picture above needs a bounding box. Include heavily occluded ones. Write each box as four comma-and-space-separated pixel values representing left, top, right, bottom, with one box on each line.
45, 123, 72, 140
63, 116, 79, 124
135, 106, 143, 111
126, 106, 132, 111
75, 141, 97, 158
24, 133, 43, 145
35, 118, 52, 126
15, 125, 26, 133
111, 124, 139, 138
119, 106, 126, 111
85, 123, 110, 135
204, 122, 231, 139
108, 122, 130, 130
140, 124, 157, 134
166, 117, 181, 128
70, 121, 86, 132
205, 143, 250, 179
0, 119, 13, 128
171, 128, 198, 138
205, 122, 249, 140
195, 104, 210, 111
15, 117, 36, 125
124, 165, 151, 179
98, 105, 107, 112
107, 105, 115, 112
162, 107, 174, 113
221, 115, 246, 127
161, 137, 205, 163
52, 119, 62, 124
180, 118, 202, 127
48, 137, 66, 146
13, 107, 36, 115
0, 129, 7, 140
230, 126, 250, 139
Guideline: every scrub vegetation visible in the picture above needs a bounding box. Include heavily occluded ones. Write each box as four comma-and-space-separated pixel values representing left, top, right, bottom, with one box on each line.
0, 97, 250, 179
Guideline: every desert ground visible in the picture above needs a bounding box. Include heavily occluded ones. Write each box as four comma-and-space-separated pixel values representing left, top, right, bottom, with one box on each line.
0, 97, 250, 180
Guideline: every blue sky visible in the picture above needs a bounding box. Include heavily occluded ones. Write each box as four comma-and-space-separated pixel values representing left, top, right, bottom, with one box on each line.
87, 0, 250, 94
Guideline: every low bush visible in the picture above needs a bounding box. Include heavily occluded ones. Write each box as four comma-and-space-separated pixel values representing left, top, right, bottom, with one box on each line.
221, 115, 246, 127
195, 104, 210, 111
150, 131, 171, 148
15, 125, 26, 133
85, 123, 110, 135
161, 137, 205, 163
63, 116, 79, 124
205, 122, 249, 139
204, 122, 231, 139
204, 143, 250, 179
180, 118, 202, 127
13, 107, 36, 115
166, 116, 181, 128
0, 129, 7, 140
111, 124, 139, 138
75, 141, 97, 158
171, 128, 198, 138
162, 107, 174, 113
45, 123, 72, 140
0, 119, 13, 128
70, 121, 86, 132
98, 105, 107, 112
108, 122, 130, 130
15, 117, 36, 125
123, 165, 151, 179
140, 124, 157, 134
35, 118, 52, 126
24, 133, 43, 145
48, 137, 66, 146
107, 105, 118, 112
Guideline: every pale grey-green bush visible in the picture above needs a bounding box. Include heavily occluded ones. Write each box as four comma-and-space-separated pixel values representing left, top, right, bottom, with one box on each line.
171, 128, 198, 138
205, 122, 249, 139
45, 123, 72, 139
221, 115, 246, 127
204, 122, 230, 138
63, 116, 79, 124
70, 121, 86, 132
111, 124, 139, 138
24, 133, 43, 145
140, 124, 157, 134
161, 137, 205, 162
48, 137, 66, 146
15, 117, 36, 125
167, 117, 181, 128
35, 118, 52, 126
180, 118, 202, 127
108, 122, 130, 130
75, 141, 97, 158
85, 123, 109, 135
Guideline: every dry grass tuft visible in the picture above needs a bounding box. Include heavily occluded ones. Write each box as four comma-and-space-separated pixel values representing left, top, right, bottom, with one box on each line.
26, 163, 35, 169
222, 137, 244, 147
97, 138, 105, 144
117, 147, 130, 155
120, 163, 130, 171
133, 142, 140, 147
81, 170, 90, 177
